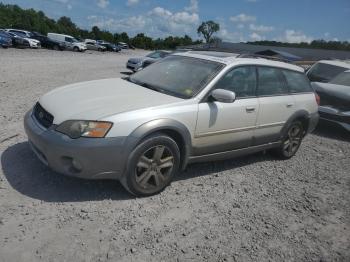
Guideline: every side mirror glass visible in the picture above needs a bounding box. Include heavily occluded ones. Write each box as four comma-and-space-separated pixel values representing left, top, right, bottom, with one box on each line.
211, 89, 236, 103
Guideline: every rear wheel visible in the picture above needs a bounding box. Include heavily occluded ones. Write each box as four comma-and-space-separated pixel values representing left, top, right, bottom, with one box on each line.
272, 121, 304, 159
121, 133, 180, 196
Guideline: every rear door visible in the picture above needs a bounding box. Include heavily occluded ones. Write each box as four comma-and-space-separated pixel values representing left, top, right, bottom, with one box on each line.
254, 66, 295, 145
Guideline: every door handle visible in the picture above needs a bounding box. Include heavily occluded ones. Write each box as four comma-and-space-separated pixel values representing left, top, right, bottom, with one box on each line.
246, 107, 256, 113
286, 103, 294, 108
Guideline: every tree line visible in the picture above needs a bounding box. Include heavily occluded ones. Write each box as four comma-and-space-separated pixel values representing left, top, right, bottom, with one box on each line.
1, 3, 349, 51
0, 3, 201, 49
248, 40, 350, 52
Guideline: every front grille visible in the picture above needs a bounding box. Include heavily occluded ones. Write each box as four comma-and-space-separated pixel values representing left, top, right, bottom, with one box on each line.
33, 102, 54, 128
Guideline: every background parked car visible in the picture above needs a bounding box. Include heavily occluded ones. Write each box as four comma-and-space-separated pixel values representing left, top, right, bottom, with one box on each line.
96, 41, 120, 52
307, 60, 350, 83
84, 39, 106, 52
48, 33, 86, 52
118, 42, 129, 49
31, 32, 65, 50
0, 31, 12, 48
126, 50, 171, 72
4, 29, 41, 48
0, 30, 30, 48
312, 70, 350, 131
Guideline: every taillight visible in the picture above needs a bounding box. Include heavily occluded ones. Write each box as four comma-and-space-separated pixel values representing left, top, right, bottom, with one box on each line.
315, 92, 320, 106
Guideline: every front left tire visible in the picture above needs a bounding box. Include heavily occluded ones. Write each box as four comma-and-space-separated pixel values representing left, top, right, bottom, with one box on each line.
121, 133, 180, 197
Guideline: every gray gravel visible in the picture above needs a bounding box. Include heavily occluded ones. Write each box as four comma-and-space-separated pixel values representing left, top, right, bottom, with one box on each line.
0, 48, 349, 262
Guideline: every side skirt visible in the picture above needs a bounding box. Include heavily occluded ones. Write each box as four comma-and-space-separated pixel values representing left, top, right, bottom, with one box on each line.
188, 141, 281, 164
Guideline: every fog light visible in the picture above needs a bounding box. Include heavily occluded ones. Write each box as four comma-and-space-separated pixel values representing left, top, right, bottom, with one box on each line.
72, 159, 83, 171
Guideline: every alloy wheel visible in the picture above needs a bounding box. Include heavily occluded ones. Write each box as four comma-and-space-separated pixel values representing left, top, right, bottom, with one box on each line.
135, 145, 174, 190
283, 124, 302, 157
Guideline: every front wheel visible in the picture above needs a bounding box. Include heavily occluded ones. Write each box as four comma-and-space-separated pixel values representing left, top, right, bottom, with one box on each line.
121, 133, 180, 196
272, 121, 304, 159
73, 46, 79, 52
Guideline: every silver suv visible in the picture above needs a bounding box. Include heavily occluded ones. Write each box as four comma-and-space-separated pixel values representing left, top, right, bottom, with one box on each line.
24, 51, 319, 196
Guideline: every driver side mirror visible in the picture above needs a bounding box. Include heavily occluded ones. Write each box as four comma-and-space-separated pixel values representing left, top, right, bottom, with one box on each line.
211, 89, 236, 103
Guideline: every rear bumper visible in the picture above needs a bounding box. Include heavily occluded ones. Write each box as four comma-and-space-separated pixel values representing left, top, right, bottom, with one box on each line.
319, 106, 350, 131
24, 110, 130, 180
307, 112, 319, 133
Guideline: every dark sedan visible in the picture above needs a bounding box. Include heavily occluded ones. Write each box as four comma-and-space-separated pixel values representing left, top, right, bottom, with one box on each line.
31, 32, 65, 50
0, 31, 12, 48
0, 30, 30, 48
312, 70, 350, 131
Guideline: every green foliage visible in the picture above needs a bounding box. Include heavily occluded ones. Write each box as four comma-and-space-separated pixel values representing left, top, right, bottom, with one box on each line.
0, 3, 201, 49
247, 40, 350, 51
197, 20, 220, 43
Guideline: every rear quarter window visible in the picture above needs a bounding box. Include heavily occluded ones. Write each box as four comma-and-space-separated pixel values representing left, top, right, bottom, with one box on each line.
283, 70, 313, 93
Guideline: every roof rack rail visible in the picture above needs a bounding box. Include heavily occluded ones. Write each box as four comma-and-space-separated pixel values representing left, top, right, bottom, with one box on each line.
237, 53, 293, 64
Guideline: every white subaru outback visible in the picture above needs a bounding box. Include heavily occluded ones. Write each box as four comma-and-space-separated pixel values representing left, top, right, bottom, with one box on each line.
24, 51, 319, 196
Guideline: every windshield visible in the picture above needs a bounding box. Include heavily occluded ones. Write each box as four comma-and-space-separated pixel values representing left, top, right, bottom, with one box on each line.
307, 62, 347, 83
129, 56, 224, 99
330, 71, 350, 87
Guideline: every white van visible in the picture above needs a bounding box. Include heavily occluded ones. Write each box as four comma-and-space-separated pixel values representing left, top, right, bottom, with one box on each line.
47, 33, 86, 52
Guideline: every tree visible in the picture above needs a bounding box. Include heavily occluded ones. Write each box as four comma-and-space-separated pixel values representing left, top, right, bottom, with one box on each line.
197, 21, 220, 43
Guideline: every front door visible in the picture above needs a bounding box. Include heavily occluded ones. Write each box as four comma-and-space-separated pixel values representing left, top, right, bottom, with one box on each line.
194, 66, 259, 155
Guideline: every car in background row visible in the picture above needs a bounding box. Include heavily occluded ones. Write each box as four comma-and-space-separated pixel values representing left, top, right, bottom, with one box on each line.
118, 42, 128, 49
84, 39, 106, 52
126, 50, 171, 72
307, 60, 350, 83
4, 29, 41, 48
48, 33, 86, 52
312, 70, 350, 131
0, 31, 12, 48
0, 30, 30, 48
31, 32, 65, 50
96, 40, 121, 52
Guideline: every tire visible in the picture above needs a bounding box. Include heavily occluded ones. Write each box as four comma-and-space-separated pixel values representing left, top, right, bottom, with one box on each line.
272, 121, 304, 159
73, 46, 79, 52
53, 45, 59, 51
121, 133, 180, 197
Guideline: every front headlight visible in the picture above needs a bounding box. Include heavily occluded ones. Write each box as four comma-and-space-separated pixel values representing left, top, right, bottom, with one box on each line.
56, 120, 113, 139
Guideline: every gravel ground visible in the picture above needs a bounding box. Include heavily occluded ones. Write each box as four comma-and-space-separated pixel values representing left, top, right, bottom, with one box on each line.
0, 48, 349, 262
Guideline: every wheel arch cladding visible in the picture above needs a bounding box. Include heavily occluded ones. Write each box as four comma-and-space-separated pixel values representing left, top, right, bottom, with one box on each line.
281, 110, 310, 139
127, 119, 192, 170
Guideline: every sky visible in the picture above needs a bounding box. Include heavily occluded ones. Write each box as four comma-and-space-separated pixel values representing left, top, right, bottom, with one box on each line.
2, 0, 350, 43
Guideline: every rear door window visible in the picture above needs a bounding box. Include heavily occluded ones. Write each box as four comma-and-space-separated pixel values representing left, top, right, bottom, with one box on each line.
257, 67, 288, 96
282, 70, 313, 93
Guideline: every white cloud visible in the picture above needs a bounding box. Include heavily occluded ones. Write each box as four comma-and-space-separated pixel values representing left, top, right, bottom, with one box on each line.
97, 0, 109, 8
280, 30, 313, 43
126, 0, 139, 7
185, 0, 199, 13
249, 24, 274, 33
67, 4, 72, 10
87, 5, 200, 38
230, 13, 256, 23
250, 32, 263, 41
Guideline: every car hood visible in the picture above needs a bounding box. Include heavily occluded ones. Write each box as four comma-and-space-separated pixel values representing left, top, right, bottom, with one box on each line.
26, 38, 40, 43
39, 78, 183, 124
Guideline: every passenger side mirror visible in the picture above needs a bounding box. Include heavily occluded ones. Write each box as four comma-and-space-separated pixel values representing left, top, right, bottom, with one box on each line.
211, 89, 236, 103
